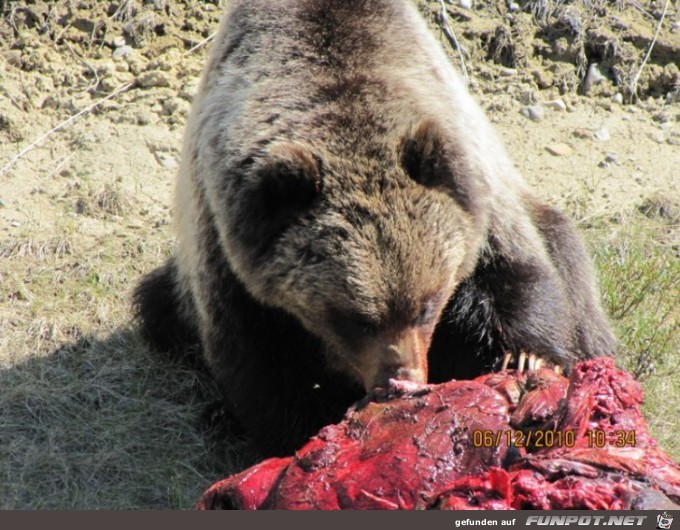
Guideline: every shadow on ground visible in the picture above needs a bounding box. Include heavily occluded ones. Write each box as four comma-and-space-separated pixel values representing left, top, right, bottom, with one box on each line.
0, 327, 256, 509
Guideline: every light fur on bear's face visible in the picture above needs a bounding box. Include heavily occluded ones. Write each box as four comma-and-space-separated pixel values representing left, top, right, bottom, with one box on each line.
225, 143, 476, 390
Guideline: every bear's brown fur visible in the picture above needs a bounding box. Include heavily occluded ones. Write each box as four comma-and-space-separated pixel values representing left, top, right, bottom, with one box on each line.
134, 0, 615, 456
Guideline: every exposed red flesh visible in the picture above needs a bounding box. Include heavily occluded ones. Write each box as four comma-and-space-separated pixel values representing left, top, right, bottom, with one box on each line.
196, 357, 680, 510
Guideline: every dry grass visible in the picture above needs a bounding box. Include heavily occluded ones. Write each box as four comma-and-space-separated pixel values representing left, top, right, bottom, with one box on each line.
0, 222, 252, 508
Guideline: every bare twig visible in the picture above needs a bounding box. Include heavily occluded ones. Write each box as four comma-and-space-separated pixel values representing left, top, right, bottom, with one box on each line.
111, 0, 138, 22
630, 0, 669, 100
626, 0, 655, 20
437, 0, 470, 86
184, 31, 217, 56
0, 81, 136, 177
43, 153, 75, 182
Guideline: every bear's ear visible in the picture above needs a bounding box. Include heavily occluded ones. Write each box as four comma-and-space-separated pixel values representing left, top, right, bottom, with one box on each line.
400, 120, 484, 217
236, 143, 322, 255
255, 143, 322, 214
400, 119, 449, 189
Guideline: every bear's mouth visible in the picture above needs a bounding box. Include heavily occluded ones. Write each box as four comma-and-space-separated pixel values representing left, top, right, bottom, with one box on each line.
499, 351, 565, 375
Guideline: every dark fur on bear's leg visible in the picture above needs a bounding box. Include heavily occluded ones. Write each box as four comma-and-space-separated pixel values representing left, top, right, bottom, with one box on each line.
429, 206, 615, 383
196, 255, 365, 456
133, 259, 203, 368
429, 242, 573, 382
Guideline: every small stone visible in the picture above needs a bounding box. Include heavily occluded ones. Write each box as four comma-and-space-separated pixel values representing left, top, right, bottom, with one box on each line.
594, 127, 610, 142
500, 68, 518, 77
154, 151, 179, 169
605, 153, 618, 163
113, 45, 134, 58
672, 22, 680, 33
458, 0, 472, 8
573, 128, 595, 140
137, 70, 171, 88
508, 2, 520, 11
113, 36, 127, 48
520, 105, 544, 122
612, 93, 623, 104
544, 99, 566, 111
545, 142, 573, 156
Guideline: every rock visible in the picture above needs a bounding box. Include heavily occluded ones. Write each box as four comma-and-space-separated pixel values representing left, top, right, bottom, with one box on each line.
458, 0, 472, 9
508, 2, 520, 11
520, 105, 544, 122
113, 45, 134, 59
594, 127, 610, 142
605, 153, 618, 163
137, 70, 171, 88
545, 142, 573, 156
500, 68, 517, 77
544, 99, 566, 111
612, 93, 623, 104
573, 128, 595, 140
583, 63, 607, 95
113, 36, 127, 48
154, 151, 179, 169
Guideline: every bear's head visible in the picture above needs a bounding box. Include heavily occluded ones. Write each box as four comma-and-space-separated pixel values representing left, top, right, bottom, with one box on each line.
225, 120, 489, 390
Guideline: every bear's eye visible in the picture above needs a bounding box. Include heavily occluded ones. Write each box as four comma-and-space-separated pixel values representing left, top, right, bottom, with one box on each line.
412, 293, 446, 326
413, 305, 435, 326
329, 310, 378, 339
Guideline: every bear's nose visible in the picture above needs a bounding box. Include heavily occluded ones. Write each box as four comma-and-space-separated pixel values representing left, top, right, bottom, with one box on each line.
370, 363, 426, 390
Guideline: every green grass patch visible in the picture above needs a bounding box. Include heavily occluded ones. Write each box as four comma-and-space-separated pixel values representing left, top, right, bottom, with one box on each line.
585, 211, 679, 460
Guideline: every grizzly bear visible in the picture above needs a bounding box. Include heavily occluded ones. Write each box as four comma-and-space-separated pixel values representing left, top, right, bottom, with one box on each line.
134, 0, 615, 456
